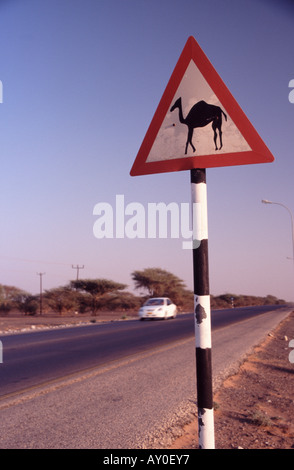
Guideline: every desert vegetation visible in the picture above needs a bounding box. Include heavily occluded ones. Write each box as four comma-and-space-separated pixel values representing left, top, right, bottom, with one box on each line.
0, 268, 286, 316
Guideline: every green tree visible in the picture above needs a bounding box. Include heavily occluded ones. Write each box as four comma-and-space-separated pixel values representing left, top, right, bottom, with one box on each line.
131, 268, 187, 305
14, 293, 38, 315
102, 291, 141, 311
0, 284, 37, 315
70, 279, 127, 315
45, 286, 79, 315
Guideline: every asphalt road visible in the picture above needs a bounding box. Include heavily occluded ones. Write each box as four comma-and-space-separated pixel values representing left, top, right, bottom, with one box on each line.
0, 304, 287, 397
0, 305, 292, 448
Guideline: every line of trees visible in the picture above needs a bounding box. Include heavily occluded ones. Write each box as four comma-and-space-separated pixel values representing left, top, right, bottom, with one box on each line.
210, 293, 286, 309
0, 268, 193, 316
0, 268, 286, 316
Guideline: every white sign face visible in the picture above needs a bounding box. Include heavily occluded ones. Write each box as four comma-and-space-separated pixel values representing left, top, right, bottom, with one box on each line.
146, 60, 251, 163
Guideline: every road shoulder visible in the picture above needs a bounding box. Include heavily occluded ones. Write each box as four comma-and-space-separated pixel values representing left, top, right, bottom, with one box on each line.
169, 311, 294, 449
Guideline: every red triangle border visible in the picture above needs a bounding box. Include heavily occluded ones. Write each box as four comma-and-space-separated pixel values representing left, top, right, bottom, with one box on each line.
130, 36, 274, 176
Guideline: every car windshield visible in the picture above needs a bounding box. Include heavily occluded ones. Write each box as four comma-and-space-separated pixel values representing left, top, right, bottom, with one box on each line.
144, 299, 164, 306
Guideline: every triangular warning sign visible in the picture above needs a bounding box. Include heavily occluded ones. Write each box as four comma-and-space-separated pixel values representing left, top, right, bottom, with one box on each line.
130, 36, 274, 176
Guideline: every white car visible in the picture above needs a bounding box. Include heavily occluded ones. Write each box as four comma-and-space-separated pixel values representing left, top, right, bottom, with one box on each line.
138, 297, 177, 320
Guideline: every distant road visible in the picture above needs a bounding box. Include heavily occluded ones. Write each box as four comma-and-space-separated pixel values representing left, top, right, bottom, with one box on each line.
0, 305, 291, 448
0, 304, 287, 398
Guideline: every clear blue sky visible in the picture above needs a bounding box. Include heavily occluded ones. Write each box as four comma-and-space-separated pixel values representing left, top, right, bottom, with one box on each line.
0, 0, 294, 301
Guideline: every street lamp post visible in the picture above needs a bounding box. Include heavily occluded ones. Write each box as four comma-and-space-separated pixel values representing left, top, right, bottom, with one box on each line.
261, 199, 294, 271
37, 272, 45, 315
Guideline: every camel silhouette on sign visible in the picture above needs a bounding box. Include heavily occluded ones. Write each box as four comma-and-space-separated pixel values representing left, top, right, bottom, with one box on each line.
170, 97, 227, 154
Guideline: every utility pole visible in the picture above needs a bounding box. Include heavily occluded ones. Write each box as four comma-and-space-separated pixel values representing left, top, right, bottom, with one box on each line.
37, 272, 45, 315
72, 265, 84, 281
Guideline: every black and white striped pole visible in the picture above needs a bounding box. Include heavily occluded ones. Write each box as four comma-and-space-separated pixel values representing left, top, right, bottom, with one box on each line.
191, 168, 215, 449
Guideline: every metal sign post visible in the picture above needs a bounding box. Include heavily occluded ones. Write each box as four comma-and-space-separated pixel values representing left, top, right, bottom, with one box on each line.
191, 168, 214, 449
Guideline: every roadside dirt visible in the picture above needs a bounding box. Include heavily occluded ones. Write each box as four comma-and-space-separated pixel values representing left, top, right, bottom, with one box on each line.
169, 311, 294, 449
0, 311, 138, 335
